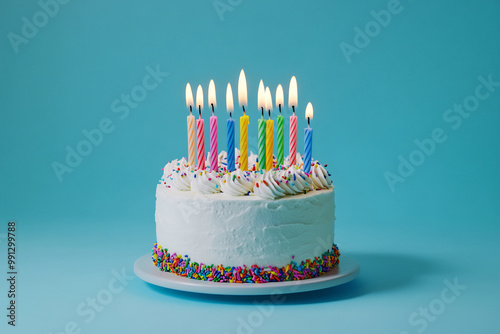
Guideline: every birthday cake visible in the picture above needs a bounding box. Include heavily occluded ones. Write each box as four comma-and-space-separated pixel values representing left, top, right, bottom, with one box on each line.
151, 72, 339, 283
152, 152, 339, 283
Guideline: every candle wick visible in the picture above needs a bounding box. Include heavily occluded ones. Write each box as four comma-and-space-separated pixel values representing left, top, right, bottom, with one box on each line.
198, 106, 201, 117
242, 105, 246, 114
230, 112, 232, 118
279, 105, 281, 114
308, 117, 310, 126
292, 105, 295, 115
189, 106, 192, 114
268, 110, 271, 119
261, 107, 264, 118
211, 104, 214, 115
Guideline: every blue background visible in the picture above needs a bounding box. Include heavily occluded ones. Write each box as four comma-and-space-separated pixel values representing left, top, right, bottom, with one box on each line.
1, 0, 499, 333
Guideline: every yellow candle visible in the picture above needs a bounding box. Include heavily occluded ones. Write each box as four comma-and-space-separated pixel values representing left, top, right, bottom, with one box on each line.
266, 119, 273, 171
239, 114, 249, 170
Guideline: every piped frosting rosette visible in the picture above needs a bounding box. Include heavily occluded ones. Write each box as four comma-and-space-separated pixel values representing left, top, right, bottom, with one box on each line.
253, 171, 286, 200
277, 167, 311, 195
309, 162, 333, 189
161, 158, 193, 191
220, 170, 255, 196
159, 152, 333, 198
190, 170, 222, 194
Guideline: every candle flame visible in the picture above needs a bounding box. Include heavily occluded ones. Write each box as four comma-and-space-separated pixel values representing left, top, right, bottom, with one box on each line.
258, 80, 265, 111
265, 86, 273, 113
288, 76, 298, 109
226, 83, 234, 113
208, 79, 216, 109
196, 85, 204, 110
305, 102, 313, 120
238, 69, 247, 107
185, 83, 194, 109
275, 84, 284, 108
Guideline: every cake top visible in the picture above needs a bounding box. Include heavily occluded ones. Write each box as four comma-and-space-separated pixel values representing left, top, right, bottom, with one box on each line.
159, 149, 332, 200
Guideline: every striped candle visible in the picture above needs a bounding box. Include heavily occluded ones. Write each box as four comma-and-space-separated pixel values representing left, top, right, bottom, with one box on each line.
304, 126, 312, 173
258, 117, 266, 171
196, 85, 205, 170
266, 119, 274, 171
197, 118, 205, 170
239, 114, 249, 170
227, 118, 235, 172
304, 102, 314, 174
210, 115, 218, 172
276, 115, 284, 166
187, 114, 195, 169
289, 114, 297, 166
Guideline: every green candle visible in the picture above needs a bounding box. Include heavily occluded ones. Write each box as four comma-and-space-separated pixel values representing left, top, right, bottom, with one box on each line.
276, 115, 284, 166
258, 116, 266, 171
275, 84, 285, 166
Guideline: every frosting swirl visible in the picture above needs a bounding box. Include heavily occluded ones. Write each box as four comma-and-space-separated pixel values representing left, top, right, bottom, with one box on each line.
277, 167, 311, 195
161, 158, 192, 191
190, 170, 222, 194
309, 163, 332, 189
221, 170, 255, 196
253, 172, 286, 200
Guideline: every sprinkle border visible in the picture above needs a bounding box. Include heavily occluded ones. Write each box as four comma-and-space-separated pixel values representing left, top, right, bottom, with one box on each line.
152, 243, 340, 283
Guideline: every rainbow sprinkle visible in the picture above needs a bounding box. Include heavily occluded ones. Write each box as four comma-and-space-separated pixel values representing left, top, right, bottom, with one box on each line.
152, 243, 340, 283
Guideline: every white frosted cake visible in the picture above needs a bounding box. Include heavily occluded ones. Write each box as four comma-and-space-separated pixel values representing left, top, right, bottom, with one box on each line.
152, 152, 340, 283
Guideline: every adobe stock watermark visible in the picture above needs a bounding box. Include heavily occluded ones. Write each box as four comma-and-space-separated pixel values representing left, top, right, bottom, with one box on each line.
385, 74, 499, 192
51, 64, 169, 183
213, 0, 244, 21
49, 268, 134, 334
399, 277, 467, 334
339, 0, 404, 64
7, 0, 71, 54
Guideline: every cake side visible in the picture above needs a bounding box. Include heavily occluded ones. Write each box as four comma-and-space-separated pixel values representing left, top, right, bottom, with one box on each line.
155, 186, 335, 268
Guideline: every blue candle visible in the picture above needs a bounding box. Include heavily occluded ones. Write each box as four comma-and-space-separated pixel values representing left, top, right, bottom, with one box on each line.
227, 117, 235, 171
304, 103, 314, 174
226, 83, 235, 172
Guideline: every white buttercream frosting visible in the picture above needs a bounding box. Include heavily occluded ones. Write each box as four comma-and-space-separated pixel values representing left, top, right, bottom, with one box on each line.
190, 170, 221, 194
253, 171, 286, 200
159, 151, 333, 198
220, 170, 255, 196
155, 185, 335, 267
310, 163, 333, 189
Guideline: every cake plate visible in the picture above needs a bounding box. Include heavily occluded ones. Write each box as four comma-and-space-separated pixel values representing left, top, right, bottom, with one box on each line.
134, 254, 359, 295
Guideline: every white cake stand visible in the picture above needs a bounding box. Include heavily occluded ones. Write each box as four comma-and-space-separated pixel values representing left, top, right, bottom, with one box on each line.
134, 254, 359, 295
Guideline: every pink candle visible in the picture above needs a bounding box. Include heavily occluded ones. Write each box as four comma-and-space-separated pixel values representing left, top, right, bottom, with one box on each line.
289, 114, 297, 166
197, 118, 205, 170
288, 76, 298, 166
210, 115, 218, 172
196, 85, 205, 170
208, 79, 218, 172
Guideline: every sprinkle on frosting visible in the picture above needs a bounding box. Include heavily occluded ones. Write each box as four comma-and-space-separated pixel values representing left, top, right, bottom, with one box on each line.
152, 243, 340, 283
159, 150, 333, 199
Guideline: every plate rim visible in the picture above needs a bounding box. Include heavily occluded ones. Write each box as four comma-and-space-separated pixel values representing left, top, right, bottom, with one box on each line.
134, 253, 360, 296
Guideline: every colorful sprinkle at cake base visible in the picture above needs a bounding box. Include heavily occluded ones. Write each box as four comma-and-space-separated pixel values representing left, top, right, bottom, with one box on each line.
152, 243, 340, 283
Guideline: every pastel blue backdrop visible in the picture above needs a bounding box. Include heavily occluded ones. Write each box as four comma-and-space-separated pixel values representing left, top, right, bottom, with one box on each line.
1, 0, 499, 333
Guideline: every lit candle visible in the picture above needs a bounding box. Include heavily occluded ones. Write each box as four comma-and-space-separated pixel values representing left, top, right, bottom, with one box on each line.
304, 102, 313, 174
226, 83, 235, 172
238, 69, 249, 171
257, 80, 266, 171
196, 85, 205, 170
288, 76, 298, 166
208, 80, 218, 172
275, 84, 284, 166
265, 87, 274, 171
186, 83, 196, 170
